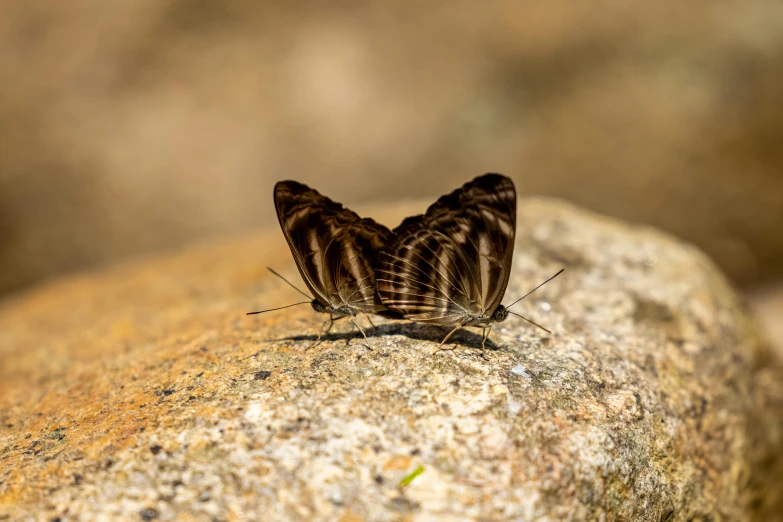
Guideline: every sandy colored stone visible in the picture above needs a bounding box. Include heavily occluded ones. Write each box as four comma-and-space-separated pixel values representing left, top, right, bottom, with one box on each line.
749, 282, 783, 361
0, 199, 781, 521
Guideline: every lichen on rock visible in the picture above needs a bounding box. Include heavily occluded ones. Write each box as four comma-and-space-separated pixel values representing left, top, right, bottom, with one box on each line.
0, 198, 781, 521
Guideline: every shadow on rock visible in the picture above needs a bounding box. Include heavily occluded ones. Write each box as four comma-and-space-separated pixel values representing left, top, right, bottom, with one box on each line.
274, 321, 500, 352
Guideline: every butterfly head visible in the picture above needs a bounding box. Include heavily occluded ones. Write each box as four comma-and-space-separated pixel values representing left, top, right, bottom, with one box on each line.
491, 305, 509, 323
311, 299, 355, 317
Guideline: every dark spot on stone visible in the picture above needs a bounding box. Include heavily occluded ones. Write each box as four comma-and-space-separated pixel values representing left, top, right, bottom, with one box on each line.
534, 242, 588, 270
30, 440, 40, 448
373, 445, 382, 453
172, 480, 184, 487
634, 392, 645, 419
139, 404, 146, 409
139, 508, 158, 521
104, 458, 114, 469
381, 352, 390, 357
150, 445, 162, 455
50, 518, 62, 522
5, 424, 13, 428
196, 372, 204, 377
374, 475, 384, 484
188, 396, 196, 401
547, 466, 553, 472
633, 297, 679, 337
200, 346, 208, 352
162, 389, 175, 396
187, 386, 195, 391
410, 448, 420, 456
73, 473, 83, 485
254, 371, 272, 380
120, 385, 125, 389
180, 371, 187, 375
199, 491, 210, 502
25, 433, 31, 439
388, 496, 419, 512
661, 418, 665, 423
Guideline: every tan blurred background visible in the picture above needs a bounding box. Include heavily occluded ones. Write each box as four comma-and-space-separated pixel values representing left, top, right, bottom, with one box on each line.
0, 1, 781, 349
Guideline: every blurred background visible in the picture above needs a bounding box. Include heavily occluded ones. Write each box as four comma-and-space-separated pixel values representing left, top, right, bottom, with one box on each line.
0, 1, 781, 351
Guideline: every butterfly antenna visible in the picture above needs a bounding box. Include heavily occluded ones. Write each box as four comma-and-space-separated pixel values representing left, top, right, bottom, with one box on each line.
246, 301, 311, 315
505, 268, 564, 310
267, 267, 312, 300
507, 310, 551, 334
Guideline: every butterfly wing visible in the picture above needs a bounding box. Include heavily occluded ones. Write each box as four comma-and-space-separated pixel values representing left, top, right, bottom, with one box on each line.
376, 173, 516, 324
326, 217, 394, 314
274, 181, 390, 314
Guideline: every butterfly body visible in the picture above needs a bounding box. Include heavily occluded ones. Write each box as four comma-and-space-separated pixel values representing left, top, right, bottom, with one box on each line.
400, 295, 508, 328
460, 304, 509, 328
309, 299, 346, 316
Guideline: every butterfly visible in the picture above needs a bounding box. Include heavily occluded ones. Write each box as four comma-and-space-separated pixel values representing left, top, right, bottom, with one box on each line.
376, 173, 562, 356
247, 180, 399, 348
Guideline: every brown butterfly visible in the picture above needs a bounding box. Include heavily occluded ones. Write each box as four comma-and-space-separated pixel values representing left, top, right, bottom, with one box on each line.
376, 173, 562, 356
247, 180, 398, 348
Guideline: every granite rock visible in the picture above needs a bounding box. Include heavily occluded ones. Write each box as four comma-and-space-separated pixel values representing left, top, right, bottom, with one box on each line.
1, 199, 781, 521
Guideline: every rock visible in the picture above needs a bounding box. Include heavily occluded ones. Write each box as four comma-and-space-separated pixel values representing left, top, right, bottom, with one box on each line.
750, 282, 783, 361
0, 199, 781, 521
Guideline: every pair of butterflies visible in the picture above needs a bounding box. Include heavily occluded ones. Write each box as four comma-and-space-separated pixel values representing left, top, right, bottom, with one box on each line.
249, 173, 562, 355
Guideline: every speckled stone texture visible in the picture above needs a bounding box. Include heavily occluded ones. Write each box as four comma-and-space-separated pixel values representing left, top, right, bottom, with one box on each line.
1, 199, 781, 521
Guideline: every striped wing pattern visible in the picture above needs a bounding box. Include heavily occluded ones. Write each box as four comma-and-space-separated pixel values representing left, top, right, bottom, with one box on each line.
376, 174, 516, 325
274, 181, 389, 315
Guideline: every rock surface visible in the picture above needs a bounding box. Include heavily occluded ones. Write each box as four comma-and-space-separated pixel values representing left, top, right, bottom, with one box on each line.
750, 282, 783, 361
1, 199, 781, 521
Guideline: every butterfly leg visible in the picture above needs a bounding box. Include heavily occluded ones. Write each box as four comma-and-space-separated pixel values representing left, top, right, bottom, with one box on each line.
432, 326, 461, 355
479, 326, 492, 360
349, 317, 373, 350
364, 313, 376, 329
307, 314, 346, 350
